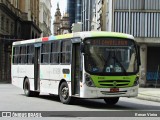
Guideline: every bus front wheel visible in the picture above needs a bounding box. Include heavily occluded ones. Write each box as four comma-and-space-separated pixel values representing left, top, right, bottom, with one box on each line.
104, 97, 119, 105
59, 82, 71, 104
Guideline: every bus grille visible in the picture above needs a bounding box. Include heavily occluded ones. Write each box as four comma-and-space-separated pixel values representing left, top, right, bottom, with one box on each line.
98, 80, 130, 87
101, 91, 127, 95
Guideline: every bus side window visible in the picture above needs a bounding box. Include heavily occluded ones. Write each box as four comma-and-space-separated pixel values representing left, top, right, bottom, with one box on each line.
50, 41, 59, 64
20, 46, 27, 64
41, 43, 50, 64
61, 40, 71, 64
13, 47, 19, 64
27, 45, 34, 64
18, 46, 21, 64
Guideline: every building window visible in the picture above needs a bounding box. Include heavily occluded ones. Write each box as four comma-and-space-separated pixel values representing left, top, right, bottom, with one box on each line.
1, 15, 4, 30
43, 11, 47, 23
6, 19, 9, 32
32, 31, 34, 39
11, 22, 14, 35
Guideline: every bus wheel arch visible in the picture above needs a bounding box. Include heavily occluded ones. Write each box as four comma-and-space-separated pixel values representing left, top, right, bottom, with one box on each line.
58, 79, 71, 104
58, 79, 66, 92
23, 77, 32, 97
23, 76, 28, 89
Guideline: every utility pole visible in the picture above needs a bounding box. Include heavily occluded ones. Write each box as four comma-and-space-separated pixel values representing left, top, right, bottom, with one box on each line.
129, 0, 131, 34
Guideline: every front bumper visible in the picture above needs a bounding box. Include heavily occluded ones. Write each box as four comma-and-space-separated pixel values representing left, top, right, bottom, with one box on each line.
80, 84, 139, 98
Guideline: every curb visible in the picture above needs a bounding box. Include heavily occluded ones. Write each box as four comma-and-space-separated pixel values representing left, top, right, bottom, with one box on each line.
137, 93, 160, 103
0, 82, 11, 84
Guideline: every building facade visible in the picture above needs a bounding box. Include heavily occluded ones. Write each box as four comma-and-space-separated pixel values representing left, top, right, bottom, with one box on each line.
105, 0, 160, 87
67, 0, 75, 28
58, 13, 70, 34
67, 0, 82, 31
81, 0, 95, 31
39, 0, 52, 37
0, 0, 41, 82
53, 3, 61, 35
75, 0, 82, 23
91, 0, 111, 31
53, 4, 70, 35
91, 0, 103, 31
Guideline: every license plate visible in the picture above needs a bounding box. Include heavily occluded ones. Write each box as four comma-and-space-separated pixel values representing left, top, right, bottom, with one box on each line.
110, 88, 119, 92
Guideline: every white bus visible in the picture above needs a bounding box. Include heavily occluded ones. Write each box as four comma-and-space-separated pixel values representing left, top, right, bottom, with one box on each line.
12, 31, 140, 105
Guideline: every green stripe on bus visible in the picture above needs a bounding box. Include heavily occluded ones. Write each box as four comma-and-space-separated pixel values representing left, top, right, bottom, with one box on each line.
56, 34, 73, 39
90, 75, 137, 88
90, 32, 129, 38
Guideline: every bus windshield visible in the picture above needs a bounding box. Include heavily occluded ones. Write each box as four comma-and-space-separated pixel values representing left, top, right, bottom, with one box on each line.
84, 38, 138, 75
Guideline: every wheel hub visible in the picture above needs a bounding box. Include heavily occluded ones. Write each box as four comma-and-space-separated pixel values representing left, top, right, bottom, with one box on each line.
61, 87, 68, 99
24, 83, 29, 94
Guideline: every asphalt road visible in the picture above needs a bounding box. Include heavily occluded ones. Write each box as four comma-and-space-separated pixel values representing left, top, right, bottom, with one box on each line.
0, 84, 160, 119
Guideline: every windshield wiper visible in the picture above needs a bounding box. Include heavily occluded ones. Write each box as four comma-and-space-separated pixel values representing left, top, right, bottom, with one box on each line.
112, 56, 127, 75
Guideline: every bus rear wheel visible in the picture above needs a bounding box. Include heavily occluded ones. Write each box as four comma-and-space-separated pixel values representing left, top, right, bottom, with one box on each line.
24, 78, 39, 97
104, 97, 119, 105
59, 82, 71, 104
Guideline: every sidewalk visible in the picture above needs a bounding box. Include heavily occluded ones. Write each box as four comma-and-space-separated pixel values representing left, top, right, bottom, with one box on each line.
137, 88, 160, 102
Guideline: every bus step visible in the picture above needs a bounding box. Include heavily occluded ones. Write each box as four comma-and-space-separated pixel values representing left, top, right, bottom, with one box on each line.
72, 94, 80, 97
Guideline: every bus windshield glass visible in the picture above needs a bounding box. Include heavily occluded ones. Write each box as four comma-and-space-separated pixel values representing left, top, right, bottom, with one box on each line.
84, 38, 138, 75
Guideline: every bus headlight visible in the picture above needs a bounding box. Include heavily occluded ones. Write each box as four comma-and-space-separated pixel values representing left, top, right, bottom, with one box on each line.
85, 74, 95, 87
133, 77, 139, 86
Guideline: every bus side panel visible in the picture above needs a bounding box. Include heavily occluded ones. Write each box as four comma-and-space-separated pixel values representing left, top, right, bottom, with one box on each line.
48, 65, 61, 94
12, 65, 21, 88
49, 65, 72, 96
59, 65, 72, 96
40, 65, 50, 93
25, 65, 34, 91
40, 80, 50, 93
12, 66, 22, 89
18, 65, 27, 89
12, 65, 25, 89
12, 65, 34, 90
39, 64, 72, 95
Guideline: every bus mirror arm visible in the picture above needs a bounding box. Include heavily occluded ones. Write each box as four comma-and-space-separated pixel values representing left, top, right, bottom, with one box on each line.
137, 45, 141, 66
80, 43, 85, 53
138, 50, 141, 66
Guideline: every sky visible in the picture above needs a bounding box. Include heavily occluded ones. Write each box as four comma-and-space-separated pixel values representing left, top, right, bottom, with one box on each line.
51, 0, 67, 34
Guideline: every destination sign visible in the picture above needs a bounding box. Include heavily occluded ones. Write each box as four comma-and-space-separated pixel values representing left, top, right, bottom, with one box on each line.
90, 39, 129, 46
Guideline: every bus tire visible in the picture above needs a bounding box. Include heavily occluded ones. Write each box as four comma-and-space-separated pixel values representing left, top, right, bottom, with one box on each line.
24, 78, 39, 97
24, 78, 32, 97
32, 91, 40, 97
104, 97, 119, 105
59, 82, 71, 104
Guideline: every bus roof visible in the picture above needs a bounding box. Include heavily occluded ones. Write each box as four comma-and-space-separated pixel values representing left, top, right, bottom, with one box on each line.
13, 31, 134, 46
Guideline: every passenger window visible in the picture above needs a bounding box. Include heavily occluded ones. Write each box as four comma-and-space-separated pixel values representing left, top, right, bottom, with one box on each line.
61, 40, 71, 64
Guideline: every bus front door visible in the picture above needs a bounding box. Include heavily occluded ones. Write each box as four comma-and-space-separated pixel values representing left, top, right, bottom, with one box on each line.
72, 43, 81, 95
34, 44, 41, 91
